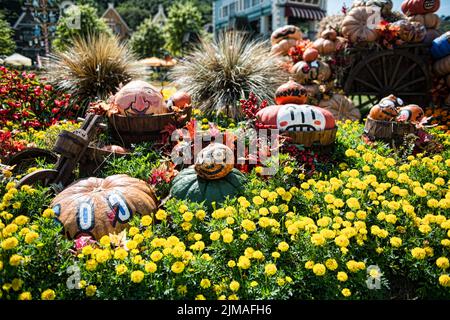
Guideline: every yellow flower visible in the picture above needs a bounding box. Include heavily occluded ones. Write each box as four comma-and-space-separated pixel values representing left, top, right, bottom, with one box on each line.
177, 285, 188, 295
171, 261, 185, 274
155, 209, 167, 220
18, 292, 32, 300
284, 167, 293, 175
114, 248, 128, 260
99, 235, 111, 247
272, 251, 280, 259
86, 285, 97, 297
305, 260, 314, 269
141, 215, 153, 226
85, 259, 97, 271
130, 270, 145, 283
237, 256, 251, 269
195, 210, 206, 220
195, 294, 206, 300
264, 263, 277, 276
335, 235, 350, 248
182, 212, 194, 222
278, 241, 289, 252
325, 259, 338, 271
116, 264, 128, 275
9, 254, 23, 267
200, 279, 211, 289
311, 233, 326, 246
222, 233, 233, 243
337, 271, 348, 282
436, 257, 449, 269
253, 196, 264, 206
390, 237, 402, 248
126, 240, 138, 250
41, 289, 56, 300
229, 280, 240, 292
210, 231, 220, 241
14, 215, 29, 226
241, 219, 256, 231
439, 274, 450, 287
341, 288, 351, 297
42, 209, 55, 218
312, 263, 326, 276
346, 198, 360, 210
411, 247, 427, 260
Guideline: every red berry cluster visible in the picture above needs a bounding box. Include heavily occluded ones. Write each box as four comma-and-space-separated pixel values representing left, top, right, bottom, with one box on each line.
240, 92, 268, 127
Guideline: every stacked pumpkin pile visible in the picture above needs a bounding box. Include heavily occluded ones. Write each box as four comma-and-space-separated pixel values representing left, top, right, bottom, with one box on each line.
364, 94, 426, 141
432, 32, 450, 98
340, 0, 441, 46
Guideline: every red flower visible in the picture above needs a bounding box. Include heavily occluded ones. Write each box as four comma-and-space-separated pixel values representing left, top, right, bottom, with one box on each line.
44, 84, 53, 91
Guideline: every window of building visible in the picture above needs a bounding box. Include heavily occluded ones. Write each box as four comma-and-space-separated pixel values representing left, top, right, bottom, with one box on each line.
222, 5, 228, 17
252, 0, 258, 6
244, 0, 250, 9
289, 0, 320, 5
230, 1, 236, 15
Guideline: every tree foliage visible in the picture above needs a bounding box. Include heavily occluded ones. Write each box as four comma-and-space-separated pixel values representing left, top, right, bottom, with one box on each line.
116, 3, 152, 31
130, 18, 166, 58
52, 4, 112, 51
0, 11, 15, 56
164, 1, 203, 56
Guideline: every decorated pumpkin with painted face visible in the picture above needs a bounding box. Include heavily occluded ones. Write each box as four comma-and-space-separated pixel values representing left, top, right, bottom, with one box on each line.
50, 175, 158, 240
271, 25, 302, 45
168, 91, 192, 110
290, 60, 332, 84
113, 80, 168, 116
275, 79, 308, 105
256, 104, 336, 132
369, 95, 403, 121
195, 143, 234, 180
396, 104, 424, 123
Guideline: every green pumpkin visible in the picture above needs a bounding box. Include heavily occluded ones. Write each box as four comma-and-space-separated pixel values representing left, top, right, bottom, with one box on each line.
170, 167, 246, 208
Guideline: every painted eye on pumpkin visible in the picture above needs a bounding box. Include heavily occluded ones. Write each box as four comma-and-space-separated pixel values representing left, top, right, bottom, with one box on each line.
397, 98, 404, 106
77, 201, 95, 232
107, 193, 131, 224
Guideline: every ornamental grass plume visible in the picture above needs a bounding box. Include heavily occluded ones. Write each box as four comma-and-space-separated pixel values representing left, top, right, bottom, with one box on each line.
169, 31, 287, 119
46, 33, 141, 110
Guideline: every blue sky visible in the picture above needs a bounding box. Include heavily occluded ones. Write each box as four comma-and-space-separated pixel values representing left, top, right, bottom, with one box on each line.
327, 0, 450, 15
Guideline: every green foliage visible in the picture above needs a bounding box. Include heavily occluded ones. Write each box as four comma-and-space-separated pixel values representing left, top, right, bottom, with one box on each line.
116, 3, 152, 31
52, 4, 112, 51
130, 18, 166, 58
164, 1, 203, 56
0, 12, 15, 56
99, 143, 162, 181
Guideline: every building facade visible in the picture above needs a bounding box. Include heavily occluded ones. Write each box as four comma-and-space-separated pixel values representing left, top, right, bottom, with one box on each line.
213, 0, 327, 39
102, 3, 131, 40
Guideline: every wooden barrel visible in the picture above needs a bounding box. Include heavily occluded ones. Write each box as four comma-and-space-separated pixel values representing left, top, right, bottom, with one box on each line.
108, 107, 192, 146
53, 130, 88, 159
283, 127, 338, 147
364, 117, 416, 141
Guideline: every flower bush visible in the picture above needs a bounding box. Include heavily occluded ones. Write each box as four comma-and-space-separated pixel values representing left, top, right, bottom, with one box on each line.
0, 120, 449, 300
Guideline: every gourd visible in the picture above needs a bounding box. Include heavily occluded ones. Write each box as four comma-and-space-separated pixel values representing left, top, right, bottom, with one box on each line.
392, 20, 426, 43
290, 60, 332, 84
168, 91, 191, 109
271, 39, 298, 56
170, 168, 246, 208
408, 13, 440, 28
303, 48, 319, 62
113, 80, 168, 116
431, 32, 450, 60
318, 94, 361, 121
401, 0, 440, 16
341, 7, 379, 43
194, 143, 234, 180
433, 55, 450, 76
368, 95, 403, 121
51, 175, 158, 240
396, 104, 425, 123
256, 104, 336, 132
275, 79, 308, 105
271, 25, 302, 45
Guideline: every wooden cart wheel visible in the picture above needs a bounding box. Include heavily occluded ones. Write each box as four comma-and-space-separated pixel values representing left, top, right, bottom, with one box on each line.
6, 148, 58, 173
16, 169, 59, 189
344, 50, 431, 115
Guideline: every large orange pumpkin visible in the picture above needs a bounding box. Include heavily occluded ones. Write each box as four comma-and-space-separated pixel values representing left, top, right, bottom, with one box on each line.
408, 13, 440, 28
341, 7, 379, 43
433, 55, 450, 76
275, 79, 308, 105
401, 0, 440, 16
319, 94, 361, 121
369, 95, 403, 121
256, 104, 336, 132
271, 25, 302, 45
396, 104, 425, 123
195, 143, 234, 180
113, 80, 168, 116
168, 91, 192, 109
51, 175, 158, 240
271, 39, 298, 56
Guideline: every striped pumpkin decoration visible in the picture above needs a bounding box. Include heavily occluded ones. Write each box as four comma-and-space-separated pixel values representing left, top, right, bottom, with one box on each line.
51, 175, 157, 240
195, 143, 234, 180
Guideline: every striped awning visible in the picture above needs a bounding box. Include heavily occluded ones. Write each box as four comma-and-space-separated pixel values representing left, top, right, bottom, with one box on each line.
285, 6, 326, 20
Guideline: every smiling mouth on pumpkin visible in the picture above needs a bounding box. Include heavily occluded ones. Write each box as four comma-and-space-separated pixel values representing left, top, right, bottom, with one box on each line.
284, 124, 318, 132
